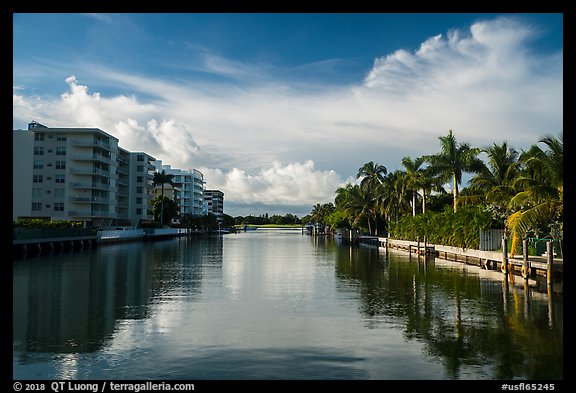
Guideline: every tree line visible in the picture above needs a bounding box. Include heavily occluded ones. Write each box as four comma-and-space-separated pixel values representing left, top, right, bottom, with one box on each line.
308, 130, 563, 254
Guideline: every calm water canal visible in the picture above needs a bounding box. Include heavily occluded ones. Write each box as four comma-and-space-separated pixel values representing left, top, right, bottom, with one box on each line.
13, 229, 563, 380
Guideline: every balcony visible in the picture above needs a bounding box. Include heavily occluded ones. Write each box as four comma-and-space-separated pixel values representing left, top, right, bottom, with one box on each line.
70, 167, 111, 177
116, 166, 129, 175
70, 182, 111, 191
71, 138, 111, 150
117, 188, 129, 197
69, 195, 111, 204
69, 153, 111, 164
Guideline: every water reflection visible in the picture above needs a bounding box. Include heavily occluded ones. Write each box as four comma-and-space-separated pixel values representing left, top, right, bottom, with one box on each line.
13, 237, 222, 359
333, 243, 563, 379
13, 233, 562, 380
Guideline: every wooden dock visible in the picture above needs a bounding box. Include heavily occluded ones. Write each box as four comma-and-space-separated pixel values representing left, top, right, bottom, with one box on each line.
354, 235, 562, 293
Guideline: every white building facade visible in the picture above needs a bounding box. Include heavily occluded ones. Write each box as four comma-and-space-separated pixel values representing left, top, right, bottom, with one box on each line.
13, 122, 156, 228
204, 189, 224, 223
153, 161, 208, 218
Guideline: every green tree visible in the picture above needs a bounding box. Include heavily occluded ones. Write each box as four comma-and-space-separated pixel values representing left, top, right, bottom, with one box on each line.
464, 141, 520, 222
326, 210, 350, 230
380, 170, 411, 225
149, 196, 178, 225
334, 183, 364, 231
419, 167, 445, 214
153, 170, 176, 226
222, 214, 236, 228
401, 156, 426, 216
425, 130, 484, 212
356, 161, 387, 235
357, 161, 387, 191
507, 133, 563, 255
310, 203, 335, 226
339, 183, 381, 235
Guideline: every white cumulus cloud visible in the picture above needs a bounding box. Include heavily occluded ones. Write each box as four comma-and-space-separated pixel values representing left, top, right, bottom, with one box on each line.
201, 160, 344, 207
13, 16, 562, 216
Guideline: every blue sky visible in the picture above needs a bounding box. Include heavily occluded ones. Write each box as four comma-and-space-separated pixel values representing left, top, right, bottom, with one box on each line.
13, 13, 563, 217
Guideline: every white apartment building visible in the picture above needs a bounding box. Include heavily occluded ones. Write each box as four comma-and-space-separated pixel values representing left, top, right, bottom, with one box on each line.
13, 121, 156, 228
204, 189, 224, 223
153, 161, 207, 218
128, 151, 157, 225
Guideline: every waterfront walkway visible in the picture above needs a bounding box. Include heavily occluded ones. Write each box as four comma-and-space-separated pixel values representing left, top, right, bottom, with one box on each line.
13, 227, 196, 257
352, 235, 563, 293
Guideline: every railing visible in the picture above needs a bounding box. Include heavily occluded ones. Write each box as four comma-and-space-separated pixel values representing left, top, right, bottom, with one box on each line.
142, 228, 191, 236
69, 182, 111, 190
71, 139, 111, 150
526, 237, 563, 258
69, 168, 111, 177
69, 196, 111, 204
98, 229, 144, 240
69, 153, 111, 163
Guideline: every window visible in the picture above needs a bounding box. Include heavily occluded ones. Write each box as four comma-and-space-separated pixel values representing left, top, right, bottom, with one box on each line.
33, 175, 43, 183
33, 160, 43, 169
56, 146, 66, 156
32, 202, 42, 211
136, 187, 143, 194
55, 160, 66, 170
54, 188, 65, 197
56, 135, 67, 141
32, 188, 42, 197
137, 176, 143, 183
136, 208, 142, 215
136, 197, 142, 204
34, 146, 44, 155
137, 165, 143, 172
54, 203, 65, 212
137, 155, 144, 162
34, 134, 44, 141
55, 175, 65, 183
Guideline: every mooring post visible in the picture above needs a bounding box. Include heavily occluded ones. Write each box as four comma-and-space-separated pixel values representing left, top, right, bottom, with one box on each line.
522, 239, 529, 279
501, 236, 508, 274
417, 236, 420, 255
546, 240, 553, 287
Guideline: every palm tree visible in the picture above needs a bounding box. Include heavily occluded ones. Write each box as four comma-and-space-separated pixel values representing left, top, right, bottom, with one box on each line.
463, 141, 520, 218
357, 161, 387, 190
153, 169, 176, 226
401, 156, 425, 216
338, 184, 376, 234
356, 161, 387, 235
334, 183, 356, 210
310, 203, 324, 224
419, 167, 444, 214
380, 170, 411, 224
311, 203, 335, 226
506, 133, 563, 255
425, 130, 484, 212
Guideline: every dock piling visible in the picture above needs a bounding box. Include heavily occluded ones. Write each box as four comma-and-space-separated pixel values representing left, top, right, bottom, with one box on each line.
522, 239, 529, 279
546, 241, 553, 287
501, 237, 508, 275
